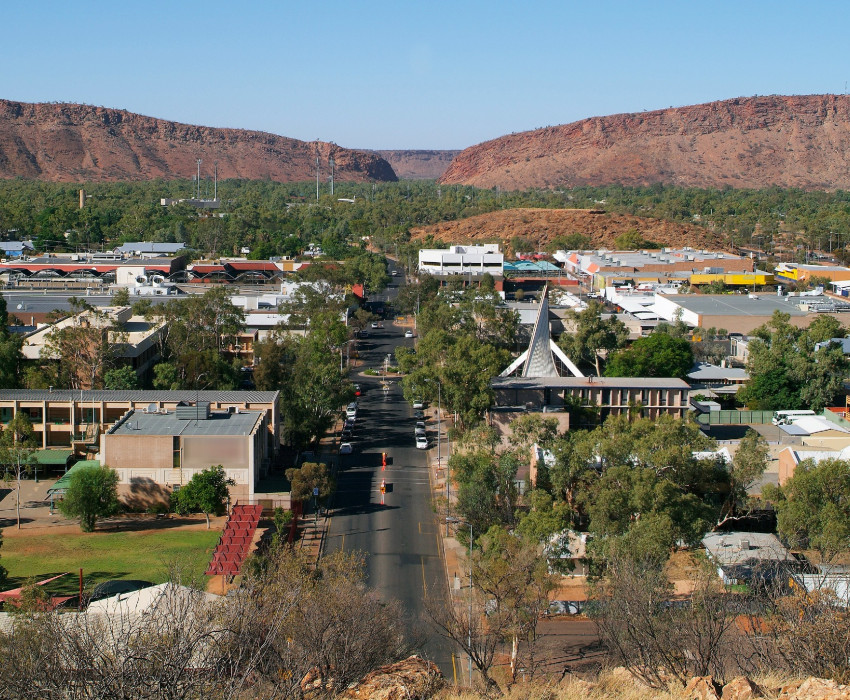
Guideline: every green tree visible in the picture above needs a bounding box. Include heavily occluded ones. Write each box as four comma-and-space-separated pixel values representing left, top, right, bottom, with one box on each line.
604, 332, 694, 379
285, 462, 334, 505
58, 465, 120, 532
171, 465, 234, 529
0, 413, 37, 530
111, 288, 130, 306
724, 429, 768, 517
765, 457, 850, 563
558, 301, 629, 376
472, 526, 557, 684
103, 366, 139, 390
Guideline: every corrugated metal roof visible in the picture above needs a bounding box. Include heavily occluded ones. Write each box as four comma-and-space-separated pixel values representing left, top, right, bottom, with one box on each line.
0, 390, 279, 403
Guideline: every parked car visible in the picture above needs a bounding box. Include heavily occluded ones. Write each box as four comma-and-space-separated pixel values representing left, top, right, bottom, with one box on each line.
416, 435, 428, 449
391, 270, 399, 276
415, 426, 426, 438
339, 442, 353, 455
412, 399, 425, 409
415, 421, 426, 430
371, 322, 380, 329
404, 330, 414, 338
346, 402, 358, 418
354, 384, 361, 397
360, 330, 369, 337
413, 409, 425, 420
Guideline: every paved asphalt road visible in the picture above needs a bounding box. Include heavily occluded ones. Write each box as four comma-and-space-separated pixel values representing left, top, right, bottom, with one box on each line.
324, 277, 454, 675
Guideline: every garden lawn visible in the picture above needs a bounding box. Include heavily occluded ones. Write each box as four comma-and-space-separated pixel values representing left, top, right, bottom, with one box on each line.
2, 528, 222, 596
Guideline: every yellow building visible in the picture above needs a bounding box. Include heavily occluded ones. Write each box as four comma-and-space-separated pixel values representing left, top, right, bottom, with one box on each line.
690, 271, 775, 286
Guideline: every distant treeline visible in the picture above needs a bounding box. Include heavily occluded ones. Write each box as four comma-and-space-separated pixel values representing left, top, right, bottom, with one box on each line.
1, 179, 849, 259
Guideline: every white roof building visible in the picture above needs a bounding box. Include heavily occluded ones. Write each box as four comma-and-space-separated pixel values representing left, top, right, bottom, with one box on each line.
418, 244, 504, 277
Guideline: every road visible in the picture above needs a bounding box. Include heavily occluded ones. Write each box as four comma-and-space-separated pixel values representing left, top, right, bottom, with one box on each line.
325, 275, 453, 674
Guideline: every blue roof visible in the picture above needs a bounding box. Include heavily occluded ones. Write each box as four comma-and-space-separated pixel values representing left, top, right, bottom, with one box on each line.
505, 260, 560, 272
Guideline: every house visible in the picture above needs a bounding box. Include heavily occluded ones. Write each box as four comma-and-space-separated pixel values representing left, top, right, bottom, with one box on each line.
777, 445, 850, 484
0, 240, 35, 258
702, 531, 794, 586
687, 362, 749, 395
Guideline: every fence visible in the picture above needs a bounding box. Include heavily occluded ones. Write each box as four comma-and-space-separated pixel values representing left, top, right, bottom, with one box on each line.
695, 410, 774, 425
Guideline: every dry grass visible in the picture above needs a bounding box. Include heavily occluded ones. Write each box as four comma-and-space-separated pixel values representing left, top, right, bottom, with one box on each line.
431, 668, 804, 700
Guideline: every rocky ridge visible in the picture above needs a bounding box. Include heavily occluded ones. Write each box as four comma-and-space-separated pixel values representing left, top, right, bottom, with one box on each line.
440, 94, 850, 191
409, 207, 722, 253
0, 100, 397, 183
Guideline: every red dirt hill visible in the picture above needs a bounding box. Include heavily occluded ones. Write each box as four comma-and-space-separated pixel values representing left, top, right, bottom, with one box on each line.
440, 95, 850, 191
0, 100, 397, 183
409, 208, 722, 254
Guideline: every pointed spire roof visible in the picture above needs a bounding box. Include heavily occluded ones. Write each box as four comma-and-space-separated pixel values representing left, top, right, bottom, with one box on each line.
522, 287, 560, 378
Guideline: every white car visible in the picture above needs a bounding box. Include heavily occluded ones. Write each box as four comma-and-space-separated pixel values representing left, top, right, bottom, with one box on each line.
346, 403, 358, 418
416, 435, 428, 449
339, 442, 353, 455
412, 400, 425, 409
371, 322, 380, 329
404, 330, 414, 338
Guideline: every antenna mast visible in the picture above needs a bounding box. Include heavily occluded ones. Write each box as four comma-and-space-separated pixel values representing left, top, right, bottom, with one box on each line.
329, 152, 335, 196
315, 143, 320, 201
214, 161, 218, 200
196, 159, 202, 199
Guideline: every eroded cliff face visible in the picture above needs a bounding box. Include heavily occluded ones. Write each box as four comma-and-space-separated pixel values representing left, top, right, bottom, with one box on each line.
0, 100, 397, 183
440, 95, 850, 191
373, 150, 460, 180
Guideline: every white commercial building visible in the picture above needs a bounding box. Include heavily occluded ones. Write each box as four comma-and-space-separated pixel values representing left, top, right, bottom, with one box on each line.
418, 244, 504, 277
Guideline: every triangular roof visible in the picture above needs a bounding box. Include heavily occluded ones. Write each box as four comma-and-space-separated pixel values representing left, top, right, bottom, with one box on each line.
522, 290, 560, 378
500, 287, 584, 378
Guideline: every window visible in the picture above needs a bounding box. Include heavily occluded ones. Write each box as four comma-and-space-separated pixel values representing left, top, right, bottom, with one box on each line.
0, 407, 12, 423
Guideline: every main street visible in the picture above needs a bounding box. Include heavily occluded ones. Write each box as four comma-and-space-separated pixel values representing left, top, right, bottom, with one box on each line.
324, 271, 454, 675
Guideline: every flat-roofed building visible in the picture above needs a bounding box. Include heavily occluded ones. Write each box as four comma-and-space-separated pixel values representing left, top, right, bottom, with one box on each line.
0, 390, 280, 451
652, 293, 850, 335
101, 405, 271, 505
418, 244, 504, 277
491, 376, 689, 422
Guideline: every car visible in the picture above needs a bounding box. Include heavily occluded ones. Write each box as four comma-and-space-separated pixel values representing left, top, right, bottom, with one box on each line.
391, 270, 399, 276
346, 403, 357, 418
416, 435, 428, 449
371, 321, 380, 329
341, 428, 353, 440
404, 330, 414, 338
339, 442, 353, 455
354, 384, 361, 397
344, 418, 355, 430
412, 400, 425, 409
415, 421, 426, 430
360, 330, 369, 338
415, 426, 426, 437
413, 409, 425, 420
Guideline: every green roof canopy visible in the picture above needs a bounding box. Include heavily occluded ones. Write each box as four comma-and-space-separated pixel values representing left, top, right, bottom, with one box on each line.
46, 460, 100, 496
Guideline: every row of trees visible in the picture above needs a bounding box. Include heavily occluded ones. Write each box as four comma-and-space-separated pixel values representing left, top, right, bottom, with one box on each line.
395, 279, 516, 429
5, 179, 850, 260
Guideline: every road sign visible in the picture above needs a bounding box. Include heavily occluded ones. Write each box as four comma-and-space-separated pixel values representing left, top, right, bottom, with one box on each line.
313, 487, 319, 496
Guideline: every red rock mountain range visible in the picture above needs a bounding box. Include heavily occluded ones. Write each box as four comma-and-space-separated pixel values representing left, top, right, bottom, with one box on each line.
0, 100, 397, 183
440, 94, 850, 191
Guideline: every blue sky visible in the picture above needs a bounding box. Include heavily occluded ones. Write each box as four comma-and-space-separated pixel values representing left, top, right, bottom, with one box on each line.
4, 1, 849, 150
